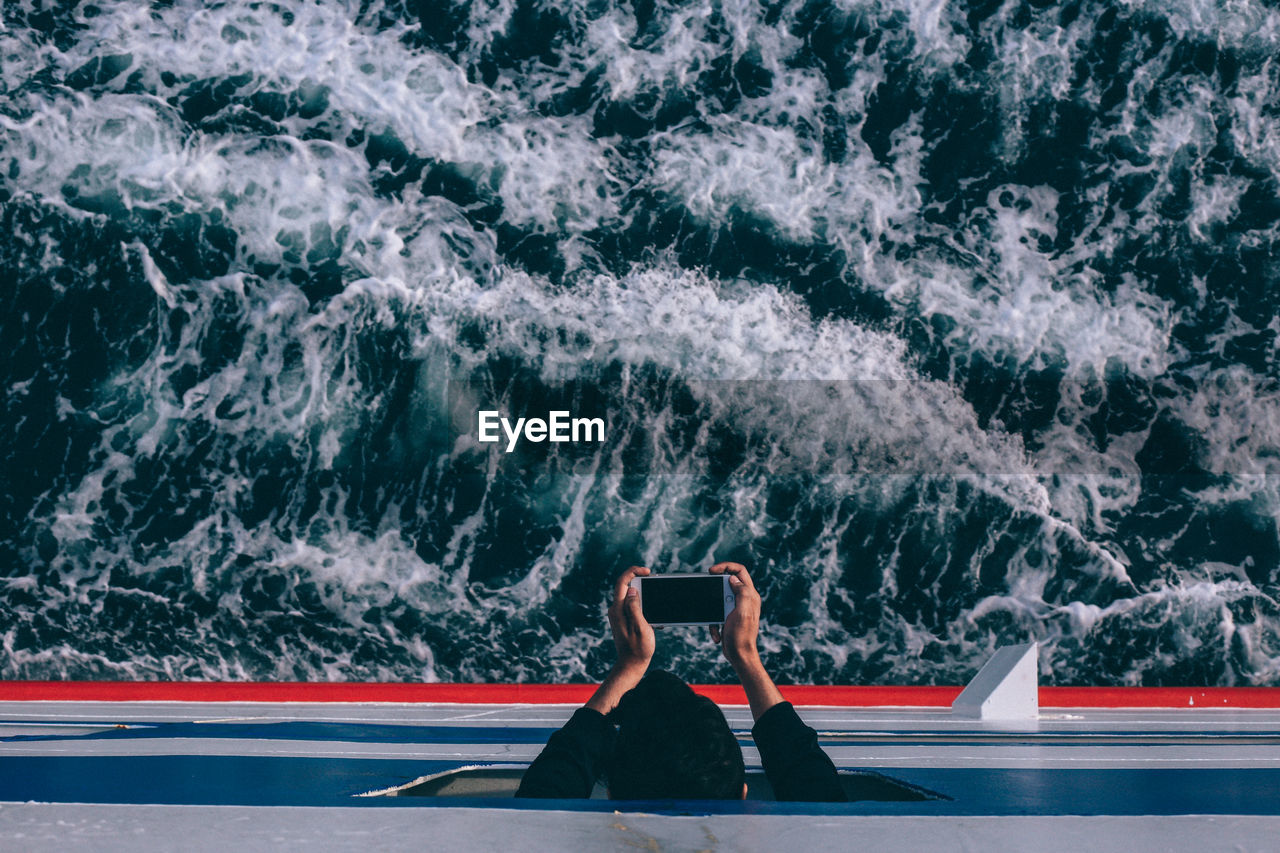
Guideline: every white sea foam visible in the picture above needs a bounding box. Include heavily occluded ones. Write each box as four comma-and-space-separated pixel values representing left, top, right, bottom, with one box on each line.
1229, 64, 1280, 181
1165, 365, 1280, 505
650, 113, 922, 248
17, 0, 625, 240
1130, 0, 1280, 47
975, 578, 1280, 686
0, 17, 55, 95
850, 0, 971, 68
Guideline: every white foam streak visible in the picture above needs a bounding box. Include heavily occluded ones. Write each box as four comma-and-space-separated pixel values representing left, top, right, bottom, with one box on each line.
127, 240, 176, 308
881, 190, 1176, 378
448, 263, 910, 381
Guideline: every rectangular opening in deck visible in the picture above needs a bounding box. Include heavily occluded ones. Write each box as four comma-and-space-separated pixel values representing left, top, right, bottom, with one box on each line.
361, 765, 947, 802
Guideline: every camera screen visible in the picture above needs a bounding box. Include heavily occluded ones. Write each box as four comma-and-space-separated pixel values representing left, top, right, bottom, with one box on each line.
640, 576, 726, 624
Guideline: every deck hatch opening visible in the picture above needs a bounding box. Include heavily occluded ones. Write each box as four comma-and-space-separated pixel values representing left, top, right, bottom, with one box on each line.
358, 765, 948, 802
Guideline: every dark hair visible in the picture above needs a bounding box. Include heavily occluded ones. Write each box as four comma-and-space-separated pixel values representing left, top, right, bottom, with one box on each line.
607, 670, 745, 800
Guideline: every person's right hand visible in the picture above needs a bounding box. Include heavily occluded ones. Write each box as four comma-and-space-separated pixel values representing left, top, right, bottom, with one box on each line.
708, 562, 761, 669
586, 566, 656, 715
607, 565, 655, 674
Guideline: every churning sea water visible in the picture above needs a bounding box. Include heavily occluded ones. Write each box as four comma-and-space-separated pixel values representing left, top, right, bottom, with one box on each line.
3, 0, 1280, 687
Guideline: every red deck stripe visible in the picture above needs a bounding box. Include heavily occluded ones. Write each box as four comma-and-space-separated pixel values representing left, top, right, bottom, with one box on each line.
3, 682, 1280, 708
1040, 687, 1280, 709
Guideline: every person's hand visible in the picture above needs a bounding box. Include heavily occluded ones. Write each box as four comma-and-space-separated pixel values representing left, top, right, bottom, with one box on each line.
709, 562, 783, 721
708, 562, 761, 670
607, 565, 655, 674
586, 566, 655, 715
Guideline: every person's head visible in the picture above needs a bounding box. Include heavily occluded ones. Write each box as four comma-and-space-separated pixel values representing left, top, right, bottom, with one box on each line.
607, 670, 746, 800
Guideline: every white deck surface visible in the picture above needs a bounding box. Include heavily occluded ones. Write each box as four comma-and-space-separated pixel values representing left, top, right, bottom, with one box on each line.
1, 805, 1278, 853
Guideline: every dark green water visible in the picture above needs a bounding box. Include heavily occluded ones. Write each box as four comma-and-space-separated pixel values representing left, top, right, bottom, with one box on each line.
3, 0, 1280, 686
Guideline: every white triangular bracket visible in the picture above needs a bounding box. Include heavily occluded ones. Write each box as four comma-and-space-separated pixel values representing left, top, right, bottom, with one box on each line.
951, 642, 1039, 720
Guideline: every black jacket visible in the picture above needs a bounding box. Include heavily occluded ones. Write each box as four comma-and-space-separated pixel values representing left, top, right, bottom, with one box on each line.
515, 700, 845, 801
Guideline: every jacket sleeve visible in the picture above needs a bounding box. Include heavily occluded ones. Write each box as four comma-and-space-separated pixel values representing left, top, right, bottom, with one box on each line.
515, 707, 615, 798
751, 701, 846, 802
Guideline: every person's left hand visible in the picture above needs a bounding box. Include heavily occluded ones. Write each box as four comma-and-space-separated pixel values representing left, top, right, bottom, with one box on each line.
707, 562, 761, 670
607, 565, 655, 673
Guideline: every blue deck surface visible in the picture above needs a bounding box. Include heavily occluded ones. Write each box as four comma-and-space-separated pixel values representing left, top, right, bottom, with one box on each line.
2, 752, 1279, 816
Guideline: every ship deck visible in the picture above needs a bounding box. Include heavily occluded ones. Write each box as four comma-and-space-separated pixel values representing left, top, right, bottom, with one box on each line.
3, 686, 1280, 850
